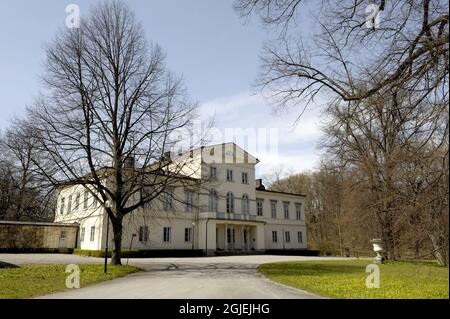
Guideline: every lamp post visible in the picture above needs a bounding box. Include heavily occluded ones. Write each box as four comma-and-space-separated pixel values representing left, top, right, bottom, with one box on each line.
104, 200, 112, 274
192, 222, 196, 251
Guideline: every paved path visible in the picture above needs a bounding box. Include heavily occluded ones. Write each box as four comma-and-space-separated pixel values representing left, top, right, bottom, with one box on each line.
0, 254, 350, 299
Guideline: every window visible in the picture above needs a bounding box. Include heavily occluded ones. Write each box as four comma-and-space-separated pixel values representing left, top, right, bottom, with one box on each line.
283, 202, 290, 219
226, 228, 235, 244
92, 195, 98, 208
208, 190, 218, 212
75, 193, 80, 211
142, 187, 153, 209
139, 226, 149, 242
67, 195, 72, 213
163, 227, 171, 243
185, 190, 194, 212
241, 194, 249, 214
226, 192, 234, 213
241, 172, 248, 184
90, 226, 95, 242
83, 190, 89, 209
272, 231, 278, 243
256, 199, 263, 216
209, 166, 217, 179
298, 231, 303, 243
296, 203, 302, 220
270, 200, 277, 219
164, 188, 174, 210
80, 227, 85, 242
60, 197, 65, 215
244, 229, 248, 244
59, 231, 66, 241
184, 228, 192, 242
226, 169, 233, 182
285, 231, 291, 243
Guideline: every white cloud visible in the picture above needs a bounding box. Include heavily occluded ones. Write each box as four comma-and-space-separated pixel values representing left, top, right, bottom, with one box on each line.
199, 91, 326, 176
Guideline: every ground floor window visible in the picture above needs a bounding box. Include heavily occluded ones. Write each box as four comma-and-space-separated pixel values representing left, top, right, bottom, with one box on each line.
90, 226, 95, 242
163, 227, 171, 243
285, 231, 291, 243
272, 231, 278, 243
60, 231, 66, 241
244, 229, 247, 244
297, 231, 303, 243
185, 227, 192, 242
226, 228, 236, 244
139, 226, 149, 242
80, 227, 85, 242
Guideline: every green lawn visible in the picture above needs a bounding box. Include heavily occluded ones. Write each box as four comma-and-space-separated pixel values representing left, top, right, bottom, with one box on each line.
0, 264, 140, 298
258, 260, 449, 299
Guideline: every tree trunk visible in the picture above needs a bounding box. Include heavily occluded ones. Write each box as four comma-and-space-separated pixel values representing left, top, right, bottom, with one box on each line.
111, 218, 123, 265
429, 233, 447, 266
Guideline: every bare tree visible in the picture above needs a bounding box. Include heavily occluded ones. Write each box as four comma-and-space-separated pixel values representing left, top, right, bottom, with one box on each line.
0, 120, 55, 222
27, 1, 199, 264
235, 0, 448, 109
321, 87, 448, 260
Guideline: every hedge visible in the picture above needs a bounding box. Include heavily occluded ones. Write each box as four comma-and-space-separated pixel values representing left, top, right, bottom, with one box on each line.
73, 249, 205, 258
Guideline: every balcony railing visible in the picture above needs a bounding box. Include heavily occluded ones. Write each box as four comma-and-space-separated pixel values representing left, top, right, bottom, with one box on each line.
201, 211, 258, 221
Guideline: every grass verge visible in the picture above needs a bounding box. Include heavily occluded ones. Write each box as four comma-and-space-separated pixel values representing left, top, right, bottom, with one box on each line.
258, 260, 449, 299
0, 264, 140, 298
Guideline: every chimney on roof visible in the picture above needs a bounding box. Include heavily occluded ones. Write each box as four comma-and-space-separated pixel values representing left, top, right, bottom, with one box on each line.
256, 179, 265, 190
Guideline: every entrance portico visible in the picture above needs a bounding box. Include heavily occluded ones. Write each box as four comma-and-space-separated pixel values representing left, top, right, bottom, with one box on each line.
197, 214, 266, 255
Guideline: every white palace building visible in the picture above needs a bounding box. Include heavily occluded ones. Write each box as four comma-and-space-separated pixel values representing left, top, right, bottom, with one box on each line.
54, 143, 307, 255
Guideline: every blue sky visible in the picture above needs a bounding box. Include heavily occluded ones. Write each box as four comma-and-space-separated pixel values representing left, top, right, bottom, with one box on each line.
0, 0, 324, 177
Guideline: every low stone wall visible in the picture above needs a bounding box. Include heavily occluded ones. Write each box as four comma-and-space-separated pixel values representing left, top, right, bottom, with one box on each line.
0, 221, 79, 252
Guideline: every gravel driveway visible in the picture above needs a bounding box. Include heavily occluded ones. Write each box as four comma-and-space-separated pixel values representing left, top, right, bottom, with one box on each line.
0, 254, 349, 299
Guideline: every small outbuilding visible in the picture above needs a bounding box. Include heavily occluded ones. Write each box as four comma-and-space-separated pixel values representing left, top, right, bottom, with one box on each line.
0, 220, 79, 253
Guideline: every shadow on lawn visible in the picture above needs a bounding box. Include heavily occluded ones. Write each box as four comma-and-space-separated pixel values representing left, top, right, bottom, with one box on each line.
0, 261, 19, 269
259, 263, 367, 276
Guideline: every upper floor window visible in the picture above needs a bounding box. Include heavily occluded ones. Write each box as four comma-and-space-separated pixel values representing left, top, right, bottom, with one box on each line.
163, 187, 174, 211
75, 192, 80, 211
185, 190, 194, 212
241, 172, 248, 184
209, 166, 217, 179
163, 227, 171, 243
256, 199, 263, 216
270, 200, 277, 219
226, 192, 234, 213
241, 194, 250, 214
226, 169, 233, 182
83, 190, 89, 209
283, 202, 290, 219
60, 197, 65, 215
209, 190, 218, 212
67, 195, 72, 213
296, 203, 302, 220
92, 195, 98, 208
139, 226, 149, 242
